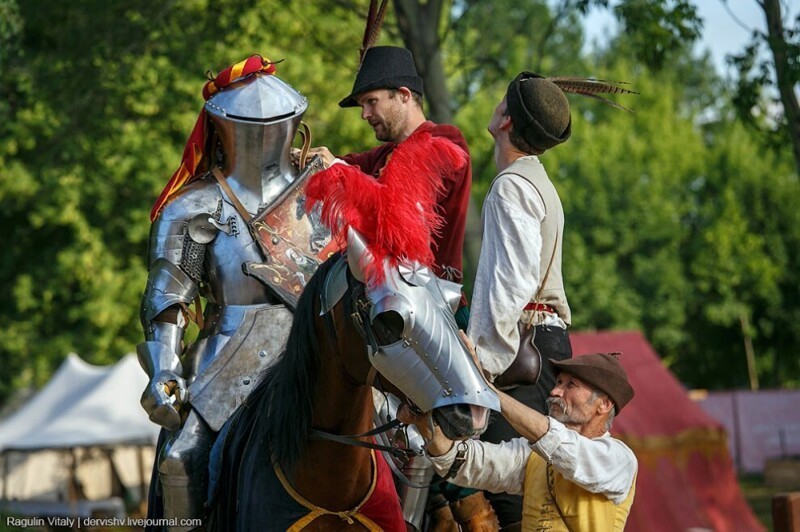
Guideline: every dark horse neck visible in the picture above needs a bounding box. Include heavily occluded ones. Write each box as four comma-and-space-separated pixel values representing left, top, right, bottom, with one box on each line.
292, 267, 380, 512
295, 384, 376, 511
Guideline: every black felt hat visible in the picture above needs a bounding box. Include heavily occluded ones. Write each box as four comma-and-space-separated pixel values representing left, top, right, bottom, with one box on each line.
549, 352, 634, 412
506, 71, 571, 151
339, 46, 424, 108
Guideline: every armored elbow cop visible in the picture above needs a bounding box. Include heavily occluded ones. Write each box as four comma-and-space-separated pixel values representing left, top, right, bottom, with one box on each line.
140, 210, 220, 330
140, 259, 199, 332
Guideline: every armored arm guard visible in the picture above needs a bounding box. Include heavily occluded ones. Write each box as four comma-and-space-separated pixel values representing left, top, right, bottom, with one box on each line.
138, 197, 218, 430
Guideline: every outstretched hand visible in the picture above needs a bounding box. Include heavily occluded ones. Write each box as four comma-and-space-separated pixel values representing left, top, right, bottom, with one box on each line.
396, 404, 455, 457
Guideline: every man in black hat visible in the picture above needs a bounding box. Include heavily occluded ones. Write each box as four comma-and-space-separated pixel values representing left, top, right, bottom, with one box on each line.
465, 72, 575, 528
399, 352, 638, 531
306, 46, 472, 303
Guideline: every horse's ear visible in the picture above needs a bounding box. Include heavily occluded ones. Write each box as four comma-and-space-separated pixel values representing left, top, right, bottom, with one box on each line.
346, 228, 373, 283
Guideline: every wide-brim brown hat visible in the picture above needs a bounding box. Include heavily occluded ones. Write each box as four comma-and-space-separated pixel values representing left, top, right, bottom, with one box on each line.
549, 352, 634, 412
339, 46, 424, 108
506, 71, 571, 151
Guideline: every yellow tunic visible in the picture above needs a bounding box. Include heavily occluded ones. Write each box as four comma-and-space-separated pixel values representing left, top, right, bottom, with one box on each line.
521, 452, 636, 531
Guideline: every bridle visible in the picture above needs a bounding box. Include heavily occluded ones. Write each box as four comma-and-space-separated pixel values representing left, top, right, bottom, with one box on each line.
307, 270, 439, 487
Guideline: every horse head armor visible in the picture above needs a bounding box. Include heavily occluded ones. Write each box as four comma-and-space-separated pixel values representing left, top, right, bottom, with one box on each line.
347, 229, 500, 414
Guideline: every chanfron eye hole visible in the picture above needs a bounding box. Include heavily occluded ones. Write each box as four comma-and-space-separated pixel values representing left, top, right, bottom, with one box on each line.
372, 310, 404, 345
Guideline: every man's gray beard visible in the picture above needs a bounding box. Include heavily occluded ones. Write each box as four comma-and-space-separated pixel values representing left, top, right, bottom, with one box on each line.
546, 397, 569, 422
546, 397, 591, 426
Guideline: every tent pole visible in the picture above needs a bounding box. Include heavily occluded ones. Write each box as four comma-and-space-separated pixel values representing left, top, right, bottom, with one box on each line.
69, 448, 79, 522
138, 445, 147, 516
732, 392, 743, 472
2, 452, 8, 500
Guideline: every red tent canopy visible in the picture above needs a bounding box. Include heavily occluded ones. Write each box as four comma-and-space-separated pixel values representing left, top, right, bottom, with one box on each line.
570, 331, 764, 532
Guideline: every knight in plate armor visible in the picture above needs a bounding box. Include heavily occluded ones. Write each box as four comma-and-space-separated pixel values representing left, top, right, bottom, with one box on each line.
137, 56, 314, 530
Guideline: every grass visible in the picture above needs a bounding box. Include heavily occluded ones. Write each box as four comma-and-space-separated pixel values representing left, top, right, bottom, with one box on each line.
739, 473, 800, 532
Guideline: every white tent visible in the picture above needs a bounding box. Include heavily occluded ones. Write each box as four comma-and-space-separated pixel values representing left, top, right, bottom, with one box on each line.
0, 353, 159, 516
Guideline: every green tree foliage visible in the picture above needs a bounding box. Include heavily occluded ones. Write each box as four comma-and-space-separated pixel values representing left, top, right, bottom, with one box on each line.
547, 62, 704, 355
543, 56, 799, 389
0, 0, 371, 402
726, 0, 800, 175
682, 117, 799, 388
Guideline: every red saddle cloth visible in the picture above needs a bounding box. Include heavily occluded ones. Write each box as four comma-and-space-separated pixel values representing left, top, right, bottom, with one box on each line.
275, 448, 406, 531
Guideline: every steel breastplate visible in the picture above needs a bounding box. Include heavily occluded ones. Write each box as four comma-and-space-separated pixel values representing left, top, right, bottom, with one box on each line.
187, 303, 293, 432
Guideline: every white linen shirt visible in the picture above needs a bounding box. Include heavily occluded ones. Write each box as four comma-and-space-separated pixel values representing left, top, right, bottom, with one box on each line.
428, 417, 637, 505
467, 161, 566, 379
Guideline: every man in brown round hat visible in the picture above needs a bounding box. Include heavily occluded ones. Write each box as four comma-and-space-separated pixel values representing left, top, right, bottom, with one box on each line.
305, 46, 472, 309
399, 351, 638, 531
468, 72, 575, 528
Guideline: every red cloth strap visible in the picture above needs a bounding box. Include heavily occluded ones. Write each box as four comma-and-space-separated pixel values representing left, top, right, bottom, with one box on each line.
524, 302, 557, 314
202, 55, 276, 100
150, 55, 276, 221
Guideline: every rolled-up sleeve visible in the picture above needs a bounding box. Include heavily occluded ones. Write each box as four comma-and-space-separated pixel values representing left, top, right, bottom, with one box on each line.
428, 438, 531, 496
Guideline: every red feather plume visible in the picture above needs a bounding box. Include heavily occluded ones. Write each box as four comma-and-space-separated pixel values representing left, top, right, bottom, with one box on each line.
305, 132, 466, 284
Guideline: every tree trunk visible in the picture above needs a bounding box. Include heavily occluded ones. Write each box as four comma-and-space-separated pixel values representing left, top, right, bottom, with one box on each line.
394, 0, 481, 295
394, 0, 452, 124
739, 309, 759, 391
761, 0, 800, 175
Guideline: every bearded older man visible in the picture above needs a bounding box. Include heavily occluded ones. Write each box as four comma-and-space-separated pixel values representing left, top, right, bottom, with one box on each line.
399, 351, 638, 531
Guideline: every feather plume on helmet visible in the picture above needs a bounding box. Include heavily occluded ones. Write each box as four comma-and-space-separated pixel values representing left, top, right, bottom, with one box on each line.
506, 72, 637, 152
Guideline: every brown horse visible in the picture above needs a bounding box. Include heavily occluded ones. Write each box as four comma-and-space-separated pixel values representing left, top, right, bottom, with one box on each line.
208, 252, 492, 531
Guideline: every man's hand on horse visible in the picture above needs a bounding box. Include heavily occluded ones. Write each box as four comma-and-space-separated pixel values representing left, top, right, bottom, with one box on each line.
396, 332, 496, 457
397, 403, 455, 457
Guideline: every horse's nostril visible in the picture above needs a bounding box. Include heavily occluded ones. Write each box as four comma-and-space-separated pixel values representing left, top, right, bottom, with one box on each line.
470, 405, 489, 430
434, 404, 489, 440
372, 310, 404, 345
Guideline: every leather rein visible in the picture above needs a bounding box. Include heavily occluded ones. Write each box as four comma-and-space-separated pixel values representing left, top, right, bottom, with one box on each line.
308, 420, 409, 461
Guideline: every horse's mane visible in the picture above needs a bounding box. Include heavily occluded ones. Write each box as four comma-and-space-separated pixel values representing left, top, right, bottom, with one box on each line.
247, 252, 342, 474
